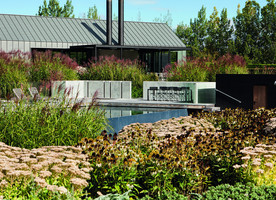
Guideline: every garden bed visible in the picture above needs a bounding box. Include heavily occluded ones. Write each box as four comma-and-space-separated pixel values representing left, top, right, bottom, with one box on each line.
1, 107, 276, 199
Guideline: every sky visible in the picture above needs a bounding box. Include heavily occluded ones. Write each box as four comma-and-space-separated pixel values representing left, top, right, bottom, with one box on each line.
0, 0, 269, 29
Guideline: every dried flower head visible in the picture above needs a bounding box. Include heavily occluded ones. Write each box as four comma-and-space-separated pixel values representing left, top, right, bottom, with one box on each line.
264, 162, 274, 168
256, 169, 264, 174
34, 177, 47, 188
70, 178, 88, 189
233, 164, 241, 169
39, 171, 52, 178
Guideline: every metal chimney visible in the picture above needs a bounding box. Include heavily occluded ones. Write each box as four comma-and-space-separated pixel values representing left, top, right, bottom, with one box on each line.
106, 0, 112, 45
118, 0, 124, 45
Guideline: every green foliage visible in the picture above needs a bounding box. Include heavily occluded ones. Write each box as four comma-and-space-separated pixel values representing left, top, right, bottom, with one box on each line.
30, 51, 79, 83
259, 0, 276, 64
234, 0, 261, 63
94, 191, 131, 200
141, 190, 188, 200
0, 96, 108, 149
205, 8, 234, 56
37, 0, 75, 18
164, 54, 248, 82
0, 177, 91, 200
176, 6, 207, 57
176, 0, 276, 64
79, 56, 158, 98
0, 50, 79, 99
0, 51, 30, 98
87, 5, 100, 19
201, 183, 276, 200
247, 64, 276, 74
78, 108, 276, 198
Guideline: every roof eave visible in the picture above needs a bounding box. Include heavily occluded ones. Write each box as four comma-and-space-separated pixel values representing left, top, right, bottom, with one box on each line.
70, 44, 190, 51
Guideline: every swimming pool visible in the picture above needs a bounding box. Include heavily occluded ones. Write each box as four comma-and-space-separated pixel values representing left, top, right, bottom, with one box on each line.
100, 106, 173, 118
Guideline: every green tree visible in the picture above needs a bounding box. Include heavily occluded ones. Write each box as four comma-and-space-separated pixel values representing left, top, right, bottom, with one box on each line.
37, 0, 75, 18
205, 7, 220, 55
87, 5, 100, 19
176, 6, 208, 57
260, 0, 276, 63
217, 8, 234, 55
233, 0, 261, 63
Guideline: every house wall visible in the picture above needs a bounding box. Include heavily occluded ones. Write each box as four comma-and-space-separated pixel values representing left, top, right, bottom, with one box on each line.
0, 40, 88, 53
216, 74, 276, 109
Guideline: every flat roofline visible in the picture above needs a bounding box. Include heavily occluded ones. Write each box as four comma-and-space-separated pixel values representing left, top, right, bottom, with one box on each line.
70, 44, 190, 51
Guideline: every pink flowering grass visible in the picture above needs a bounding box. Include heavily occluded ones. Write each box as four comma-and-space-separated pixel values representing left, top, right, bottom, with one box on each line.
164, 54, 248, 82
0, 50, 79, 99
81, 55, 158, 98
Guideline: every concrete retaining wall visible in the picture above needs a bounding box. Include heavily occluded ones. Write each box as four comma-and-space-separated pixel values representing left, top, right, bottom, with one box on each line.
143, 81, 216, 104
52, 80, 132, 99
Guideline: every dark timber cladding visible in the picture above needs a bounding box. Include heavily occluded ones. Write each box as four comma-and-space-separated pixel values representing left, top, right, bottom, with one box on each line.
106, 0, 112, 45
216, 74, 276, 110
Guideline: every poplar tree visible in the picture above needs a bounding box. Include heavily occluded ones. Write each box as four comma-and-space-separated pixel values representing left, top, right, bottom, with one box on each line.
260, 0, 276, 63
87, 5, 100, 19
233, 0, 261, 62
176, 6, 208, 57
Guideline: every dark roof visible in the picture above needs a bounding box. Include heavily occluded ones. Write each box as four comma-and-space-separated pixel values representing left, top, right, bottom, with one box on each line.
0, 14, 186, 48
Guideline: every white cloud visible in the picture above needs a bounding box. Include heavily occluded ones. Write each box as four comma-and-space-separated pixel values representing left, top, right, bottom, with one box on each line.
128, 0, 157, 5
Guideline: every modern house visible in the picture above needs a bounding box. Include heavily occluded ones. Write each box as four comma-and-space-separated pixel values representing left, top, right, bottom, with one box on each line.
0, 0, 188, 73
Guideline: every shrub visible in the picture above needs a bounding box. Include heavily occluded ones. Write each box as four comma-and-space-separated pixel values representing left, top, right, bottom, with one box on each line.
201, 183, 276, 200
0, 94, 108, 149
80, 56, 158, 98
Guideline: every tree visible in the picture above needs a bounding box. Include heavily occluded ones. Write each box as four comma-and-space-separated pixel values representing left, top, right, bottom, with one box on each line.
37, 0, 75, 18
205, 7, 220, 54
219, 9, 234, 55
176, 6, 208, 57
233, 0, 261, 62
87, 5, 100, 19
260, 0, 276, 63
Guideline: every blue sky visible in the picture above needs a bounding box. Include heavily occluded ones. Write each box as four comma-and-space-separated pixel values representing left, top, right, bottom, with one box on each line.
0, 0, 269, 28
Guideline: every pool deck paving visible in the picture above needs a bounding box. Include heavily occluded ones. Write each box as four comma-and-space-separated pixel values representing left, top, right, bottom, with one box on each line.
85, 98, 219, 112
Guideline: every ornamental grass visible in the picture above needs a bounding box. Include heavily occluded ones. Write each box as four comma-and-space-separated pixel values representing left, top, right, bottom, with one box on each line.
164, 54, 248, 82
0, 88, 108, 149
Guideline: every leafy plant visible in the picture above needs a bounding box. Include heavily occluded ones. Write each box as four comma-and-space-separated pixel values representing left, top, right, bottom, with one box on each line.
201, 182, 276, 200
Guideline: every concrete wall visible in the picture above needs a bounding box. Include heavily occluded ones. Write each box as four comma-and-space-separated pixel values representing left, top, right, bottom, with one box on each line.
143, 81, 216, 104
52, 80, 132, 99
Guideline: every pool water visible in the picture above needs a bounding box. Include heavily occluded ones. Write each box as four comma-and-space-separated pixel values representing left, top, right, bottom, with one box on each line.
100, 106, 173, 118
